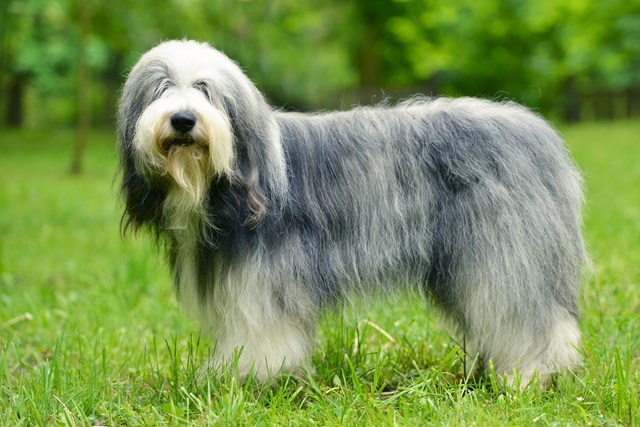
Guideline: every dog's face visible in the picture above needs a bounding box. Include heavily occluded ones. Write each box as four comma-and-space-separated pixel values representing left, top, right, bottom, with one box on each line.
120, 41, 237, 206
119, 40, 289, 231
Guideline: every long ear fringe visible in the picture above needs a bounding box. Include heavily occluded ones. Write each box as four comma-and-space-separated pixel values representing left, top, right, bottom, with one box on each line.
117, 162, 167, 240
219, 82, 287, 230
241, 170, 268, 229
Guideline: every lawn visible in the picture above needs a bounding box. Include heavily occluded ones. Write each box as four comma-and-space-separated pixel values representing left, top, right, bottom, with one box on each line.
1, 122, 638, 425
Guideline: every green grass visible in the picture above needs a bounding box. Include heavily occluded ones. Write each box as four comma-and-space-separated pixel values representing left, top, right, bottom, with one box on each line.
1, 122, 639, 425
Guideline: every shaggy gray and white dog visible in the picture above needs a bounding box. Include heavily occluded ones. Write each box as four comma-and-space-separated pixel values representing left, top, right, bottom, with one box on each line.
117, 40, 587, 387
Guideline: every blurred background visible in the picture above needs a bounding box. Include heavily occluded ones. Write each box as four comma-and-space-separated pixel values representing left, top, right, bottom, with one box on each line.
1, 0, 640, 172
2, 0, 640, 129
1, 4, 639, 423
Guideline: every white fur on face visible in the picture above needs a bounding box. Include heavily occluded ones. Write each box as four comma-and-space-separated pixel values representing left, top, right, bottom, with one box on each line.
133, 88, 233, 208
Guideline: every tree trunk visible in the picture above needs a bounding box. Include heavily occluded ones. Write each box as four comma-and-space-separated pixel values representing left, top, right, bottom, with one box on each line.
356, 7, 382, 104
563, 76, 581, 122
7, 74, 26, 127
101, 52, 123, 127
70, 0, 91, 175
626, 87, 640, 118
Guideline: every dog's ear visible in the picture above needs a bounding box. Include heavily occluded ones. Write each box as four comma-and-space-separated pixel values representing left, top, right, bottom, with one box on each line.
236, 156, 267, 229
117, 148, 166, 237
116, 83, 167, 237
221, 91, 273, 228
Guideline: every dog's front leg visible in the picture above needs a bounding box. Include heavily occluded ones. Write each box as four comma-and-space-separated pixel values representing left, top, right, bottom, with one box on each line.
208, 297, 316, 382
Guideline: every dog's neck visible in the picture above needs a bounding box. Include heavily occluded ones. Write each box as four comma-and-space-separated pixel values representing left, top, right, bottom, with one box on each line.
162, 184, 206, 240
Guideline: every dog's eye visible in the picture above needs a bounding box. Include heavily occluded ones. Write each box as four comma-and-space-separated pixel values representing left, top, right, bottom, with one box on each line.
154, 79, 172, 99
194, 82, 210, 99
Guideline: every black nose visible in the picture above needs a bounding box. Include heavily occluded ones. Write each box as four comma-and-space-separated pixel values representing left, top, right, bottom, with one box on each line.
170, 111, 196, 133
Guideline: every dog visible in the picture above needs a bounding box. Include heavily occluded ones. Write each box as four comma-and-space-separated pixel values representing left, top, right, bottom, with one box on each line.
117, 39, 587, 387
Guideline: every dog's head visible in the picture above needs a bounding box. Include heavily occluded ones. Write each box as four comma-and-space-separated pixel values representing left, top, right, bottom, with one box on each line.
117, 40, 287, 233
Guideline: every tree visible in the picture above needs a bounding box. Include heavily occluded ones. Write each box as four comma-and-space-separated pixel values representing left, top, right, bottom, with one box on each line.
2, 0, 640, 131
70, 0, 91, 175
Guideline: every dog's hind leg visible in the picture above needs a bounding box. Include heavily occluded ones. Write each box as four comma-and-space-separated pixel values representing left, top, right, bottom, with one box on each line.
429, 181, 583, 388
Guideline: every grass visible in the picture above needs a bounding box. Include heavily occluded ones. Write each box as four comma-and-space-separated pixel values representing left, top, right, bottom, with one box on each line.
1, 121, 639, 425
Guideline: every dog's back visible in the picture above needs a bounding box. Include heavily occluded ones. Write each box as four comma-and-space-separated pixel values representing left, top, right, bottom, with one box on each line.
273, 99, 586, 386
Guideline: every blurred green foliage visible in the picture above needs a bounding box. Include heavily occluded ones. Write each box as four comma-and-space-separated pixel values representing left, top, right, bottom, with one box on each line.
1, 0, 640, 128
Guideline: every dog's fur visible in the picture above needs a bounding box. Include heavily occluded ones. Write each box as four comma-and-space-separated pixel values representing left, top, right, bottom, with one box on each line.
117, 40, 587, 386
